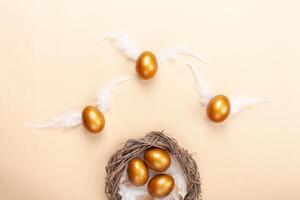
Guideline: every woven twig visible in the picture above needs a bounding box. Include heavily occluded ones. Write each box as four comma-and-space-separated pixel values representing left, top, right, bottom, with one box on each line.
105, 131, 201, 200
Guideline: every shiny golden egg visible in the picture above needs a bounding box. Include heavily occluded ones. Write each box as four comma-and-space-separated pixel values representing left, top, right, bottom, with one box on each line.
82, 105, 105, 133
207, 95, 231, 123
136, 51, 158, 80
147, 174, 174, 198
127, 158, 149, 186
144, 148, 171, 172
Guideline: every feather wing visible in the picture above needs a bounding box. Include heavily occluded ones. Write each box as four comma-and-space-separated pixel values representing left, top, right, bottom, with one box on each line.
187, 64, 215, 106
96, 76, 132, 113
229, 96, 267, 115
26, 76, 131, 130
157, 46, 208, 65
96, 32, 141, 61
25, 111, 82, 129
188, 65, 267, 115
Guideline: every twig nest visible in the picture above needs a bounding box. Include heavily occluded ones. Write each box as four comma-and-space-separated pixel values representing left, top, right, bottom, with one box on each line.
105, 131, 201, 200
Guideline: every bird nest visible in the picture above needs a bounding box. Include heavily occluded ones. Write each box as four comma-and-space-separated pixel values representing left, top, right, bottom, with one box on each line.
105, 131, 202, 200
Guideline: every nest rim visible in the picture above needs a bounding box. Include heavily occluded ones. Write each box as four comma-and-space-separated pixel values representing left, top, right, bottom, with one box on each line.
105, 131, 202, 200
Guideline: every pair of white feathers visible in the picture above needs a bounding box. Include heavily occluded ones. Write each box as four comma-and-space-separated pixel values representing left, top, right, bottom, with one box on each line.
27, 32, 265, 130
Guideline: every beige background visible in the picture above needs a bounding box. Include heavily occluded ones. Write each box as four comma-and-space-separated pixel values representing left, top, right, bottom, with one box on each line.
1, 0, 300, 199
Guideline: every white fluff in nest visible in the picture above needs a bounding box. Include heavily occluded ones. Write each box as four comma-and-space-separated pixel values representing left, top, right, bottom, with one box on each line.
119, 155, 187, 200
96, 32, 208, 65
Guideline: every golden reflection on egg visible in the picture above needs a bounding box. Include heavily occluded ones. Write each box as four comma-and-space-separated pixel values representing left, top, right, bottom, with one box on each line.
136, 51, 158, 80
127, 158, 149, 186
82, 105, 105, 133
207, 95, 231, 123
147, 174, 174, 198
144, 148, 171, 172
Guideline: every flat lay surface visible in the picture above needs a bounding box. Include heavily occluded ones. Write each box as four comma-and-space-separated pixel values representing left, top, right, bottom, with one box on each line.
0, 0, 299, 199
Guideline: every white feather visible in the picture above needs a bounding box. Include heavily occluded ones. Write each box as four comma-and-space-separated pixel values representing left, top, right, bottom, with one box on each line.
96, 76, 132, 113
188, 64, 266, 115
25, 111, 82, 129
96, 32, 207, 66
229, 96, 267, 115
187, 64, 215, 106
157, 46, 208, 65
26, 76, 131, 130
119, 155, 187, 200
96, 32, 141, 61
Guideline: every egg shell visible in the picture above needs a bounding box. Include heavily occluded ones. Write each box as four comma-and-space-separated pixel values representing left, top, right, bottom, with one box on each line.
144, 148, 171, 172
127, 158, 149, 186
207, 95, 231, 123
136, 51, 158, 80
147, 174, 175, 198
82, 105, 105, 133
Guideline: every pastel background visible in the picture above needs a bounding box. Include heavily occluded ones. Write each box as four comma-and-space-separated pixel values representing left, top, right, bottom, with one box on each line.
0, 0, 299, 199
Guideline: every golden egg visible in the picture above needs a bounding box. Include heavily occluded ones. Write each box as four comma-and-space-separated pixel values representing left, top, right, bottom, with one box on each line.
144, 148, 171, 172
147, 174, 174, 198
82, 105, 105, 133
136, 51, 158, 80
207, 95, 231, 123
127, 158, 149, 186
